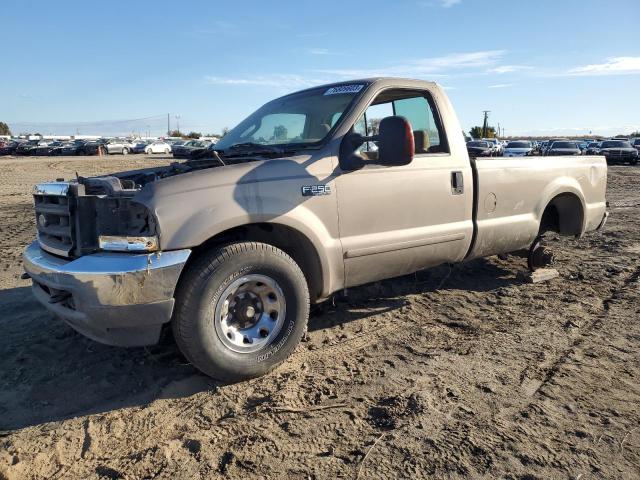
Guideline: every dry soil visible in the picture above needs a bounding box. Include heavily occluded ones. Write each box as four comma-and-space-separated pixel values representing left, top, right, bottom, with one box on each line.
0, 155, 638, 479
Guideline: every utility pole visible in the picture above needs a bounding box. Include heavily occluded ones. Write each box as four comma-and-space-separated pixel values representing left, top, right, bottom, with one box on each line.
497, 122, 501, 138
167, 113, 170, 136
482, 110, 490, 138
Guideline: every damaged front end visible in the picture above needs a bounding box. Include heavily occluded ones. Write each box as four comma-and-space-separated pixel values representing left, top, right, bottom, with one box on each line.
34, 176, 158, 258
25, 172, 195, 347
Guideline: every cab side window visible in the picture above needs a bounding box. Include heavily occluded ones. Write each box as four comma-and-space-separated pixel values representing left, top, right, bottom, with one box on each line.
355, 89, 448, 158
393, 96, 444, 152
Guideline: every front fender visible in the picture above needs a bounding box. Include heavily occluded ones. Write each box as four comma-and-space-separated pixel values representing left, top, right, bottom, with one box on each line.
137, 154, 343, 297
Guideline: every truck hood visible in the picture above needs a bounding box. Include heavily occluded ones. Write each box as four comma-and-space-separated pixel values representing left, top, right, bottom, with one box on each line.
129, 152, 331, 250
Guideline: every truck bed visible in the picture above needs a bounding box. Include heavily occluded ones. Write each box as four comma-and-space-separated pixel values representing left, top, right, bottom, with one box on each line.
467, 155, 608, 260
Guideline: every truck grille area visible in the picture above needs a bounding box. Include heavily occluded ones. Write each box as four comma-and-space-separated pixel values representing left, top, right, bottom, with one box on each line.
32, 178, 156, 258
34, 183, 76, 257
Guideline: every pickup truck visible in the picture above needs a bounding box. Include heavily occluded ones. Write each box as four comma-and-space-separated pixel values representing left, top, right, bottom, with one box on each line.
23, 78, 608, 382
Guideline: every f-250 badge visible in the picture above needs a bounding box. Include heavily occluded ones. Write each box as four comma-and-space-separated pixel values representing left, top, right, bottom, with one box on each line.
301, 185, 331, 196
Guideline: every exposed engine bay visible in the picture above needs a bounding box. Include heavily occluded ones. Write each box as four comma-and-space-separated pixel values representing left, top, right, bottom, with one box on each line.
85, 157, 234, 193
36, 157, 256, 258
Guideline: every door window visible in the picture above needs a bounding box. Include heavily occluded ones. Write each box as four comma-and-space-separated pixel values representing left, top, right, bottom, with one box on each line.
355, 89, 448, 158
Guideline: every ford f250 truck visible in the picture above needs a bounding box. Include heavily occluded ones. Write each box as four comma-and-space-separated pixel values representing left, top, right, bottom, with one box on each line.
23, 78, 608, 381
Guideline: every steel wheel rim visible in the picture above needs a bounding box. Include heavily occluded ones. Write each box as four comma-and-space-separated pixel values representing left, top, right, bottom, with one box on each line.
214, 274, 286, 353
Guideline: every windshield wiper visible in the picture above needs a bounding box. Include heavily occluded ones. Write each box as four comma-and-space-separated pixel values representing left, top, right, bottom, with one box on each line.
221, 142, 285, 157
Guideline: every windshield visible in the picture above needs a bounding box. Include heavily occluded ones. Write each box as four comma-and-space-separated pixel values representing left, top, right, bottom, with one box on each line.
588, 143, 600, 148
506, 141, 530, 148
468, 141, 489, 147
551, 142, 577, 149
601, 140, 631, 148
214, 84, 365, 151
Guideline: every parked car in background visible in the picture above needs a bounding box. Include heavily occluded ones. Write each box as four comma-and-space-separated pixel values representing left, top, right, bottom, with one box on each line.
547, 141, 581, 156
145, 141, 172, 154
0, 140, 24, 156
503, 140, 533, 157
585, 142, 602, 155
543, 139, 567, 156
599, 140, 639, 165
81, 139, 108, 155
631, 138, 640, 153
104, 138, 135, 155
577, 141, 590, 153
60, 140, 89, 156
33, 141, 65, 156
15, 140, 42, 156
466, 141, 493, 157
171, 139, 213, 159
483, 138, 503, 156
130, 140, 150, 154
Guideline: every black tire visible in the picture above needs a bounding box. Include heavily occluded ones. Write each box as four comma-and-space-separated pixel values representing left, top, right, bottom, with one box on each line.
122, 147, 129, 155
172, 242, 309, 382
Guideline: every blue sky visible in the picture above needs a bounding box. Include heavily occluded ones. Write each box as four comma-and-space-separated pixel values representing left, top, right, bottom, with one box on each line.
1, 0, 638, 137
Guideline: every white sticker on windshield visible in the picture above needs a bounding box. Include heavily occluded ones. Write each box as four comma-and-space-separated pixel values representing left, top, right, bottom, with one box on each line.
324, 84, 364, 95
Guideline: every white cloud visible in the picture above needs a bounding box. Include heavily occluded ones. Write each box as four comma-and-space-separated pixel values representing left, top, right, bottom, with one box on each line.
315, 50, 505, 78
418, 0, 461, 7
205, 50, 506, 90
566, 56, 640, 76
487, 65, 533, 74
308, 48, 330, 55
488, 83, 514, 88
204, 74, 320, 89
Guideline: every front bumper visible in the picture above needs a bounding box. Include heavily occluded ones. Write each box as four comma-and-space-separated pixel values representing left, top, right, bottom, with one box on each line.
23, 241, 191, 346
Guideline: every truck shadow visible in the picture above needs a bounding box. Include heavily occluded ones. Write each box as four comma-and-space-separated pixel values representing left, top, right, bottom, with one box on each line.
0, 257, 519, 431
308, 257, 518, 332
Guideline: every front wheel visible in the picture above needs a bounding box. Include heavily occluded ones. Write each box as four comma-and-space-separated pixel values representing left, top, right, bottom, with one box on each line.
122, 147, 129, 155
173, 242, 310, 382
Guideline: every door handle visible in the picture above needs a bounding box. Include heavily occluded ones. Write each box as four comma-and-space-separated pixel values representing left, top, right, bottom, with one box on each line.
451, 171, 464, 195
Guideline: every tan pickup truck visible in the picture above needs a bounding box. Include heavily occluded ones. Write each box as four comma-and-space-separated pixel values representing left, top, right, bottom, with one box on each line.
23, 78, 608, 381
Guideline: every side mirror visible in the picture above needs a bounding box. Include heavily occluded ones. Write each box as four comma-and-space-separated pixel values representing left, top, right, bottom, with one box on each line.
377, 116, 414, 166
338, 115, 415, 170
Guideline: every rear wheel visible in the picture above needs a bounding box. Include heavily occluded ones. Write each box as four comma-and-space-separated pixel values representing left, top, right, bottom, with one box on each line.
165, 148, 170, 154
122, 147, 129, 155
173, 242, 309, 382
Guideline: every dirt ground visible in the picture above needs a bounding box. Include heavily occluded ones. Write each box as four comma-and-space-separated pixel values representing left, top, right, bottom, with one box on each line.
0, 155, 638, 480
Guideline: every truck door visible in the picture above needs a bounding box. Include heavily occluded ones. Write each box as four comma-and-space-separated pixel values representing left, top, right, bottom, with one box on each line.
335, 89, 474, 288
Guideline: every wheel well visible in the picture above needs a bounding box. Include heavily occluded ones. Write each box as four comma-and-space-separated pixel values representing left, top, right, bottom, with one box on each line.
186, 223, 324, 302
540, 193, 584, 236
